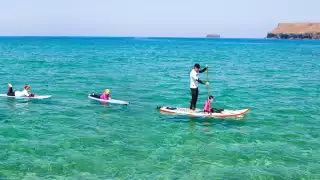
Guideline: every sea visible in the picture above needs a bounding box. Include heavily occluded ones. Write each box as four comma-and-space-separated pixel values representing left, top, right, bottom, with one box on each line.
0, 37, 319, 179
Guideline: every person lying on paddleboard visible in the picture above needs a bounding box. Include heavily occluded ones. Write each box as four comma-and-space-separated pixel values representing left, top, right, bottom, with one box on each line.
100, 89, 111, 100
190, 64, 209, 110
204, 96, 224, 113
7, 83, 35, 97
89, 89, 111, 100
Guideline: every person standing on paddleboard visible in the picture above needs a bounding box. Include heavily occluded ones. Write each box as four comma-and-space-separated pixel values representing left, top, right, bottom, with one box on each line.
190, 64, 209, 110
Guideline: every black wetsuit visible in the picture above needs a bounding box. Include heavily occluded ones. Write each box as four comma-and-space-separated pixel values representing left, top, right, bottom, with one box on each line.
90, 94, 101, 98
210, 108, 224, 113
7, 87, 15, 96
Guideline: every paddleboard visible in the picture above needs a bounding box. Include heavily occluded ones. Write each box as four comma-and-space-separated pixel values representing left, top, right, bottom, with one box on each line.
0, 94, 52, 99
159, 106, 250, 118
88, 94, 129, 105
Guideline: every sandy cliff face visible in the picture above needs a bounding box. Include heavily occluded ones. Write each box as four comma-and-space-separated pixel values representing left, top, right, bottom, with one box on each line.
267, 23, 320, 40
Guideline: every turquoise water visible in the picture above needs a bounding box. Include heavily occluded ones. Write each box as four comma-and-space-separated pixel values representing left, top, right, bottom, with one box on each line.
0, 37, 319, 179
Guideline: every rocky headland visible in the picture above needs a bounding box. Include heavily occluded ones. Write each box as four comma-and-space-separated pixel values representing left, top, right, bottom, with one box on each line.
267, 23, 320, 40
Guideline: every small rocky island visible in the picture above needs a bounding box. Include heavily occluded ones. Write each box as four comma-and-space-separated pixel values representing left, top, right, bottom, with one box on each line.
267, 23, 320, 40
206, 34, 220, 38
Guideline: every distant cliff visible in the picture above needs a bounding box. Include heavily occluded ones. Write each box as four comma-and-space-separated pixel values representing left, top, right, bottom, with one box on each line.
206, 34, 220, 38
267, 23, 320, 40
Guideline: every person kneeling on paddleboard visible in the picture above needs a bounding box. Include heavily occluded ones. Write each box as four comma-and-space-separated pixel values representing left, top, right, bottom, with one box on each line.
7, 83, 34, 97
204, 96, 224, 113
100, 89, 111, 100
190, 64, 209, 110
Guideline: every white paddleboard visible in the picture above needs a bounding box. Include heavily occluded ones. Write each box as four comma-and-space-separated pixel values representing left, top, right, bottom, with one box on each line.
159, 106, 250, 118
0, 94, 52, 99
88, 94, 129, 105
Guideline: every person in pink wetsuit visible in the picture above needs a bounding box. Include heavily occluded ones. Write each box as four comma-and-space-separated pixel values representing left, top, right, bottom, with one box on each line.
204, 96, 213, 113
204, 96, 224, 113
100, 89, 111, 100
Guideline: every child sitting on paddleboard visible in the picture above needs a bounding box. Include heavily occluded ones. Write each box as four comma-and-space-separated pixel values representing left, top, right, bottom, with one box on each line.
204, 96, 224, 113
7, 83, 34, 97
100, 89, 111, 100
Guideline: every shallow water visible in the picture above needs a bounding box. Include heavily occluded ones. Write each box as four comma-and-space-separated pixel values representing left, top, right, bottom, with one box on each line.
0, 37, 319, 179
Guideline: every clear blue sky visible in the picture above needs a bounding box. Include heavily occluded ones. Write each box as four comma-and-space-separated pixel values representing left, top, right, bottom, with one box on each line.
0, 0, 319, 38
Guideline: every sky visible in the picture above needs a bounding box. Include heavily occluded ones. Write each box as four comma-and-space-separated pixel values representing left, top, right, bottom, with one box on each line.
0, 0, 319, 38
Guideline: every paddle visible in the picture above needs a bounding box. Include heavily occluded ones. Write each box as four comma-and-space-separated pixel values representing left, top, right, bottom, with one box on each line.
205, 65, 211, 97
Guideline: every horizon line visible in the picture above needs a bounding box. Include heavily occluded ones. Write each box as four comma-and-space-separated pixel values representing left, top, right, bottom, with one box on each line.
0, 35, 264, 39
